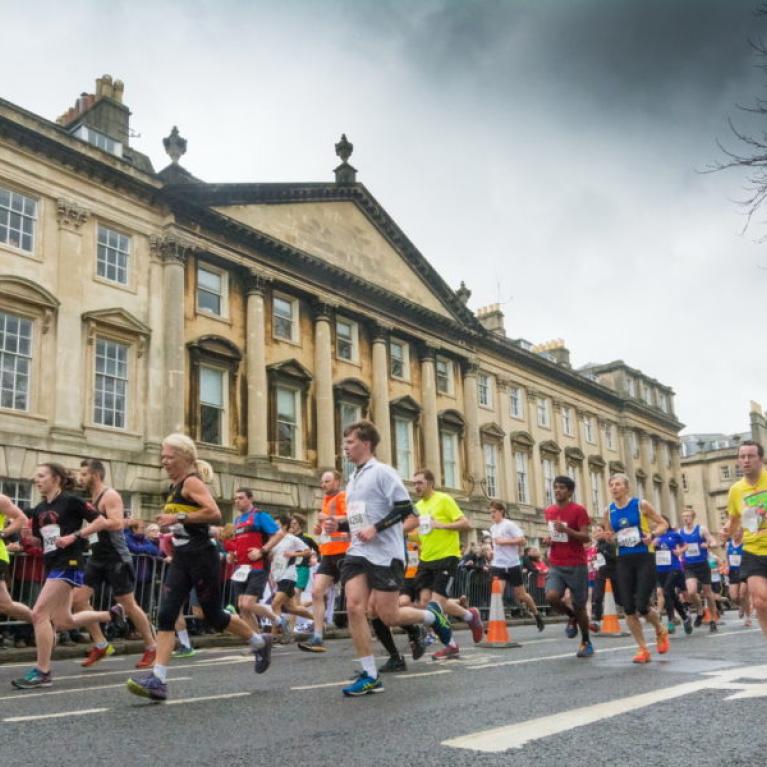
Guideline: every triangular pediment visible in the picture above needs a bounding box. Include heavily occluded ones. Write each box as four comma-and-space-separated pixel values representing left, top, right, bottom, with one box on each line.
81, 307, 150, 337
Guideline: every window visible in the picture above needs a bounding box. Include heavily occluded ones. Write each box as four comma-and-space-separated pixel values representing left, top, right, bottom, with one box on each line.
96, 226, 130, 285
537, 397, 550, 428
339, 401, 362, 479
542, 458, 556, 505
483, 443, 498, 498
72, 124, 123, 156
272, 295, 298, 341
658, 393, 668, 413
335, 317, 358, 362
0, 311, 32, 411
583, 415, 595, 444
276, 385, 300, 458
682, 473, 688, 491
590, 470, 603, 509
650, 438, 657, 464
644, 386, 654, 406
605, 423, 615, 451
199, 365, 226, 444
441, 431, 460, 488
720, 465, 732, 481
197, 266, 226, 317
0, 479, 33, 511
94, 338, 128, 428
626, 377, 636, 397
653, 483, 662, 513
515, 451, 529, 504
565, 464, 579, 503
510, 386, 524, 419
478, 373, 492, 408
562, 406, 574, 437
435, 357, 453, 395
389, 339, 410, 380
393, 417, 414, 479
0, 187, 36, 253
631, 431, 640, 459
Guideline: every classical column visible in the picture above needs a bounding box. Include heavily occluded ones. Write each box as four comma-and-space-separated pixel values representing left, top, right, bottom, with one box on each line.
145, 243, 166, 448
497, 379, 516, 507
51, 199, 90, 439
620, 425, 636, 480
370, 324, 392, 463
461, 359, 483, 493
246, 271, 270, 460
527, 390, 545, 508
419, 344, 441, 481
313, 301, 336, 469
670, 443, 683, 523
550, 399, 563, 470
658, 441, 672, 516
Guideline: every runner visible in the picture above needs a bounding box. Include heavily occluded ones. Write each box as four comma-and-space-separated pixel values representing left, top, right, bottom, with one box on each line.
654, 514, 692, 635
329, 421, 453, 697
723, 440, 767, 638
590, 522, 619, 633
725, 529, 751, 627
488, 500, 545, 632
603, 473, 670, 663
679, 508, 722, 633
298, 470, 348, 653
544, 476, 594, 658
73, 459, 157, 669
126, 434, 273, 702
412, 469, 484, 659
287, 514, 318, 633
0, 494, 34, 629
12, 463, 124, 689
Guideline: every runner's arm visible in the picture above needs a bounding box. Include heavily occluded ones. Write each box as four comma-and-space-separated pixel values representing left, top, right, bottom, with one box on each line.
375, 499, 417, 533
639, 499, 667, 537
0, 494, 26, 538
78, 489, 124, 539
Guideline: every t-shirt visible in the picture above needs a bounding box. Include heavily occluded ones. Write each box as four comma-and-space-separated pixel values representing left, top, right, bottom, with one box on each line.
727, 468, 767, 557
229, 508, 279, 570
31, 492, 98, 571
415, 491, 464, 562
270, 533, 308, 583
345, 458, 411, 567
490, 519, 524, 569
544, 502, 590, 566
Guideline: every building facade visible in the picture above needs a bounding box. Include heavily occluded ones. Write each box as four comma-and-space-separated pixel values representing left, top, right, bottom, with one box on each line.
0, 76, 685, 539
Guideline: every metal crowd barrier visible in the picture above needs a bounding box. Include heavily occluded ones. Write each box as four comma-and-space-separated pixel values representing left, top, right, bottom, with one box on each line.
447, 567, 550, 619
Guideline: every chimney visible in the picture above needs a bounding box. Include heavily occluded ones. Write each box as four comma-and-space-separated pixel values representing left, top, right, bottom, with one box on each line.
531, 338, 571, 368
751, 401, 767, 447
477, 304, 506, 336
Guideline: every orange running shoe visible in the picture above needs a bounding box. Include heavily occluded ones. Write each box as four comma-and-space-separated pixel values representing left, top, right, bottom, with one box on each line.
632, 648, 651, 664
135, 647, 157, 669
81, 643, 114, 667
656, 630, 670, 655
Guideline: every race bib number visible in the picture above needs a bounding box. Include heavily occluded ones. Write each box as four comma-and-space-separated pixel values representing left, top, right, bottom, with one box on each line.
595, 553, 606, 569
347, 501, 369, 536
407, 548, 419, 570
171, 522, 190, 547
88, 532, 99, 545
711, 569, 721, 583
40, 524, 61, 555
548, 520, 568, 543
231, 565, 251, 583
616, 526, 641, 548
729, 554, 742, 567
419, 515, 433, 536
685, 542, 700, 558
655, 549, 672, 566
742, 491, 767, 533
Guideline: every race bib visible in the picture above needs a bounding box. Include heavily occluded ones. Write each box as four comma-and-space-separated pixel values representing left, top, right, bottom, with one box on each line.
742, 491, 767, 534
616, 526, 641, 548
655, 549, 672, 566
88, 532, 99, 545
40, 524, 61, 555
231, 565, 251, 582
711, 569, 721, 583
419, 515, 433, 536
548, 520, 568, 543
741, 506, 760, 534
347, 501, 369, 536
595, 553, 606, 569
685, 542, 700, 557
729, 554, 742, 567
407, 548, 419, 570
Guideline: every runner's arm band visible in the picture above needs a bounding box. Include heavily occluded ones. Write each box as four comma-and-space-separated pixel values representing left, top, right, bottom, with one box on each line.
374, 500, 416, 533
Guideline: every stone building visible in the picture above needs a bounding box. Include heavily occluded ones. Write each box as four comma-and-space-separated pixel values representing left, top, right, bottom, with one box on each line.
0, 76, 684, 540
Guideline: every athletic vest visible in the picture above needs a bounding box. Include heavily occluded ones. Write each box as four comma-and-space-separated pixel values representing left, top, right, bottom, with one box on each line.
609, 497, 652, 556
727, 540, 744, 570
164, 475, 211, 551
91, 488, 132, 564
679, 524, 707, 565
405, 539, 420, 580
318, 492, 350, 557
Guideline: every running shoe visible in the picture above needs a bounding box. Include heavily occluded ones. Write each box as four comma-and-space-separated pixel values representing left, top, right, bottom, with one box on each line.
297, 637, 327, 653
468, 607, 485, 643
534, 613, 545, 632
109, 604, 127, 629
693, 613, 704, 628
224, 604, 237, 615
81, 643, 115, 668
431, 644, 460, 661
744, 617, 752, 628
576, 641, 594, 658
426, 601, 453, 646
410, 625, 426, 660
565, 617, 578, 639
135, 648, 157, 669
683, 616, 693, 635
632, 648, 652, 664
253, 634, 273, 674
666, 621, 676, 634
342, 671, 384, 697
11, 668, 52, 689
656, 630, 670, 654
172, 645, 196, 659
709, 621, 718, 634
379, 655, 407, 673
126, 672, 167, 702
589, 621, 600, 634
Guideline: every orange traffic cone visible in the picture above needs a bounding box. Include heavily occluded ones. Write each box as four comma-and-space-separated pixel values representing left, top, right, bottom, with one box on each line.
479, 577, 521, 648
599, 578, 629, 637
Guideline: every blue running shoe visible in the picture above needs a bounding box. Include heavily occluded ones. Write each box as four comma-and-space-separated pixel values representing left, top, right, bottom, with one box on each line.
565, 617, 578, 639
12, 668, 52, 689
126, 672, 167, 702
342, 671, 384, 697
172, 645, 196, 658
253, 634, 273, 674
426, 601, 453, 646
576, 641, 595, 658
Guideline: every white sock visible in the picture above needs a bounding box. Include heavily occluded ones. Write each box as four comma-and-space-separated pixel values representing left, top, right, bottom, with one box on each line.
153, 664, 168, 682
95, 641, 108, 649
422, 610, 436, 626
461, 610, 473, 623
448, 639, 459, 649
313, 630, 323, 641
359, 655, 377, 679
177, 630, 190, 648
248, 633, 265, 650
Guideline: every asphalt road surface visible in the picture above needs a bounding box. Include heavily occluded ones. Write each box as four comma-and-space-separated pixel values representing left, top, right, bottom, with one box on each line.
1, 618, 765, 767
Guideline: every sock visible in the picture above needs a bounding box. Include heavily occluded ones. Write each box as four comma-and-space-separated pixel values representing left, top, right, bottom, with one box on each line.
359, 655, 377, 679
248, 633, 265, 650
461, 609, 473, 623
371, 618, 399, 658
95, 641, 108, 650
448, 639, 459, 649
422, 610, 436, 626
153, 664, 168, 682
404, 624, 420, 642
313, 630, 323, 641
177, 630, 190, 648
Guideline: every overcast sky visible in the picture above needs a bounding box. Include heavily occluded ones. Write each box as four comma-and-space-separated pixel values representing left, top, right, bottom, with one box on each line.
2, 0, 765, 435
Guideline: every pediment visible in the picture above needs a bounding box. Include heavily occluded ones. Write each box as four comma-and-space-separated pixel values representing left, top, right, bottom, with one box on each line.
267, 358, 313, 384
565, 447, 585, 463
0, 275, 59, 310
334, 377, 370, 403
480, 421, 506, 440
81, 307, 150, 337
588, 454, 606, 469
609, 460, 625, 474
438, 408, 465, 431
390, 394, 422, 416
510, 430, 535, 449
539, 440, 561, 456
188, 334, 242, 361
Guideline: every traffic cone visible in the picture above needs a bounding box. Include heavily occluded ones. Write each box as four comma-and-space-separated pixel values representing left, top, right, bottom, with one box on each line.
599, 578, 629, 637
479, 577, 521, 648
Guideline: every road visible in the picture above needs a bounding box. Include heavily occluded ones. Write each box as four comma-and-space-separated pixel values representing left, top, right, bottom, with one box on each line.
1, 618, 765, 766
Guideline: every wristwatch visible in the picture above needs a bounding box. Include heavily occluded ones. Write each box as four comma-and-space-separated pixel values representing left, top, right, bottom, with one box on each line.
175, 513, 188, 523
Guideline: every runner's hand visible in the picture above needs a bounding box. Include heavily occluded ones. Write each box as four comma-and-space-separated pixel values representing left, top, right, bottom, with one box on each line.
324, 517, 339, 533
247, 548, 263, 561
55, 534, 76, 549
357, 525, 377, 542
156, 514, 177, 527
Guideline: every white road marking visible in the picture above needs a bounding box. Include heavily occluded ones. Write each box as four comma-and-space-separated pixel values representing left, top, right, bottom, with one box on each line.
0, 677, 191, 702
165, 691, 251, 705
291, 669, 452, 690
4, 707, 109, 723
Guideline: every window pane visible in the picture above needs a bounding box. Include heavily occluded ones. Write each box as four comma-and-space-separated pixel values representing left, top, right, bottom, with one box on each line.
94, 337, 128, 427
0, 187, 36, 253
200, 404, 222, 444
96, 226, 130, 285
198, 267, 222, 293
200, 367, 223, 406
197, 289, 222, 315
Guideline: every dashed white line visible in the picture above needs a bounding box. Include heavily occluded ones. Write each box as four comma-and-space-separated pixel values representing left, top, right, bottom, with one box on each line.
4, 707, 109, 723
0, 677, 192, 702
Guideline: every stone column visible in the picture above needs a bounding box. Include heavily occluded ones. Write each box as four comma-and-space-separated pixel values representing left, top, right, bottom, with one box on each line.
313, 301, 336, 469
145, 243, 166, 448
246, 271, 270, 460
461, 360, 483, 494
370, 325, 392, 463
497, 380, 516, 507
658, 441, 672, 516
51, 199, 90, 440
419, 345, 441, 481
550, 400, 563, 471
527, 389, 545, 508
670, 443, 683, 523
621, 425, 636, 480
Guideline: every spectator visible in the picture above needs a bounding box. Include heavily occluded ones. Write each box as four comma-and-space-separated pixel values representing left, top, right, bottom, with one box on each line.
126, 519, 162, 617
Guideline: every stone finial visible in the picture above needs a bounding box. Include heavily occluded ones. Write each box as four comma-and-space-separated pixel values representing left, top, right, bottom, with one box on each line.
163, 126, 187, 164
455, 281, 472, 305
335, 133, 353, 162
334, 133, 357, 184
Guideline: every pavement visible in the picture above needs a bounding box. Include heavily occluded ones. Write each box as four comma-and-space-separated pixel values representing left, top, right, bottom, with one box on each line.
1, 615, 765, 767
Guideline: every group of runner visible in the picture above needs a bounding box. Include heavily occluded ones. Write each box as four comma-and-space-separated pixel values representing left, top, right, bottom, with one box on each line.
1, 424, 765, 700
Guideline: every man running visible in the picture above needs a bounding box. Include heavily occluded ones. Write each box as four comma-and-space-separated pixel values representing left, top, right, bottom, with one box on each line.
544, 476, 594, 658
74, 459, 157, 669
0, 494, 34, 629
654, 514, 692, 635
725, 529, 751, 627
679, 508, 721, 633
590, 522, 619, 633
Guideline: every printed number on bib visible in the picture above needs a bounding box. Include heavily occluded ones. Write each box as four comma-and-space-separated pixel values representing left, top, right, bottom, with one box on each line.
41, 524, 61, 555
595, 553, 606, 569
419, 515, 433, 536
685, 542, 700, 558
741, 506, 760, 534
655, 549, 672, 566
347, 501, 369, 536
231, 565, 251, 583
729, 554, 742, 567
407, 549, 420, 570
548, 521, 568, 543
616, 526, 641, 548
88, 532, 99, 545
